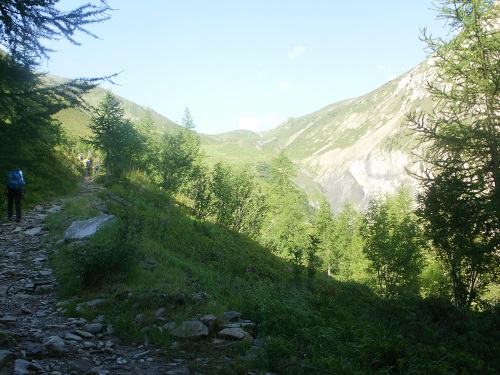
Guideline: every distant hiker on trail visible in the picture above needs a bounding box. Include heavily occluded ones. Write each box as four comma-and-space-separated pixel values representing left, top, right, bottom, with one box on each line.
86, 159, 92, 177
4, 168, 25, 222
93, 161, 99, 178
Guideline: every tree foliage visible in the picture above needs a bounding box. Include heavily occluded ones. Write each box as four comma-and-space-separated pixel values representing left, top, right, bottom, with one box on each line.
85, 92, 142, 179
409, 0, 500, 306
262, 151, 311, 267
0, 0, 111, 66
158, 127, 201, 193
419, 169, 499, 306
331, 202, 366, 281
312, 199, 369, 282
136, 108, 161, 176
362, 188, 425, 298
0, 0, 113, 202
0, 0, 115, 139
181, 107, 196, 131
312, 197, 336, 276
190, 161, 268, 238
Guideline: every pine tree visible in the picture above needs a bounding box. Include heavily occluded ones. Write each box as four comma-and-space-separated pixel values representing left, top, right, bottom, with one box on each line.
85, 92, 141, 180
0, 0, 111, 66
0, 0, 113, 198
262, 151, 311, 272
409, 0, 500, 306
181, 107, 196, 131
158, 127, 202, 194
362, 188, 424, 298
313, 197, 335, 276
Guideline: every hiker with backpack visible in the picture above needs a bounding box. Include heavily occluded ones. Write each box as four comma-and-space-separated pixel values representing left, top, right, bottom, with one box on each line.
5, 168, 25, 222
86, 158, 92, 177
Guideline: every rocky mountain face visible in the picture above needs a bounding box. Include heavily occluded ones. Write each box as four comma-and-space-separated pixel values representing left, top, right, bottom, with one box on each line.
253, 59, 436, 212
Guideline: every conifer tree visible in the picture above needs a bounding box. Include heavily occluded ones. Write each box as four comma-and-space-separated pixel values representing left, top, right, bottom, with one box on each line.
409, 0, 500, 306
262, 151, 311, 270
0, 0, 111, 66
181, 107, 196, 131
313, 199, 367, 281
362, 188, 424, 298
331, 202, 366, 281
136, 109, 161, 176
313, 197, 335, 276
0, 0, 113, 195
0, 0, 114, 124
157, 109, 202, 194
85, 92, 141, 180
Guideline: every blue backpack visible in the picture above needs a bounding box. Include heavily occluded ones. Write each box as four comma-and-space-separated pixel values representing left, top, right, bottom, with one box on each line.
7, 169, 25, 190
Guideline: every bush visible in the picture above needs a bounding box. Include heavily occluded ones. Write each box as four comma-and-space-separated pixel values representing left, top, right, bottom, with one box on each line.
56, 220, 136, 290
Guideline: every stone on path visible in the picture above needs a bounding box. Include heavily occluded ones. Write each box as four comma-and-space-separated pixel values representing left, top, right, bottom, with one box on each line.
24, 227, 43, 236
218, 327, 254, 341
168, 320, 209, 338
62, 214, 116, 240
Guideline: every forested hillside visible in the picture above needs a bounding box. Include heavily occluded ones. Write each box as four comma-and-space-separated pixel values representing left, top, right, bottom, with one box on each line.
47, 61, 428, 213
49, 58, 433, 213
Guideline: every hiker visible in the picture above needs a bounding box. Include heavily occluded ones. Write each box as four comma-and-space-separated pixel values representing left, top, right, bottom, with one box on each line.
93, 161, 99, 178
5, 168, 25, 222
86, 158, 92, 177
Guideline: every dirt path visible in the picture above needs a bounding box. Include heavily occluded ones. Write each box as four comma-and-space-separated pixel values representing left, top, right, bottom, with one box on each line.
0, 181, 194, 374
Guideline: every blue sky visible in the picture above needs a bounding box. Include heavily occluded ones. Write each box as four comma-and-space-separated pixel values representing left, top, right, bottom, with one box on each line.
45, 1, 448, 135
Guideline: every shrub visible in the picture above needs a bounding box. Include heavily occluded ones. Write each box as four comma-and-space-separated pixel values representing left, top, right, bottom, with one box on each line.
56, 220, 136, 290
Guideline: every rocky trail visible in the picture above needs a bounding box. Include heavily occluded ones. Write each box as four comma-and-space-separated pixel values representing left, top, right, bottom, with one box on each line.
0, 181, 264, 375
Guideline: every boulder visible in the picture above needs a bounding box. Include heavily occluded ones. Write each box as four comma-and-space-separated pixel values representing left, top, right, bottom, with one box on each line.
42, 335, 66, 354
219, 311, 242, 323
14, 359, 43, 374
83, 323, 104, 334
63, 214, 116, 240
218, 327, 253, 341
168, 320, 209, 338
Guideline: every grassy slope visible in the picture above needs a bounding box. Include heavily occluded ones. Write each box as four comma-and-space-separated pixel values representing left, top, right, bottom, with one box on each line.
201, 130, 274, 169
47, 75, 179, 139
47, 177, 500, 375
30, 59, 497, 374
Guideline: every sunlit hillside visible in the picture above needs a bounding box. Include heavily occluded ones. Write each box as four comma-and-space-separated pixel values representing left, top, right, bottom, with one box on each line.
53, 59, 436, 212
46, 74, 178, 138
204, 59, 435, 212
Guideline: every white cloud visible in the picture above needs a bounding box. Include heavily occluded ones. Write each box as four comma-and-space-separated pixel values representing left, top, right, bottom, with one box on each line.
279, 81, 292, 90
239, 116, 263, 132
288, 45, 307, 60
238, 115, 283, 132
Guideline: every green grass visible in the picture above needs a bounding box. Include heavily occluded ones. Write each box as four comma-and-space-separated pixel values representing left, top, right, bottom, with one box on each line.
46, 175, 500, 374
201, 131, 275, 171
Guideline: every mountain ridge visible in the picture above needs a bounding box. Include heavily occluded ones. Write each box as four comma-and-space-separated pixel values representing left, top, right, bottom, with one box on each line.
234, 60, 435, 211
54, 59, 436, 212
